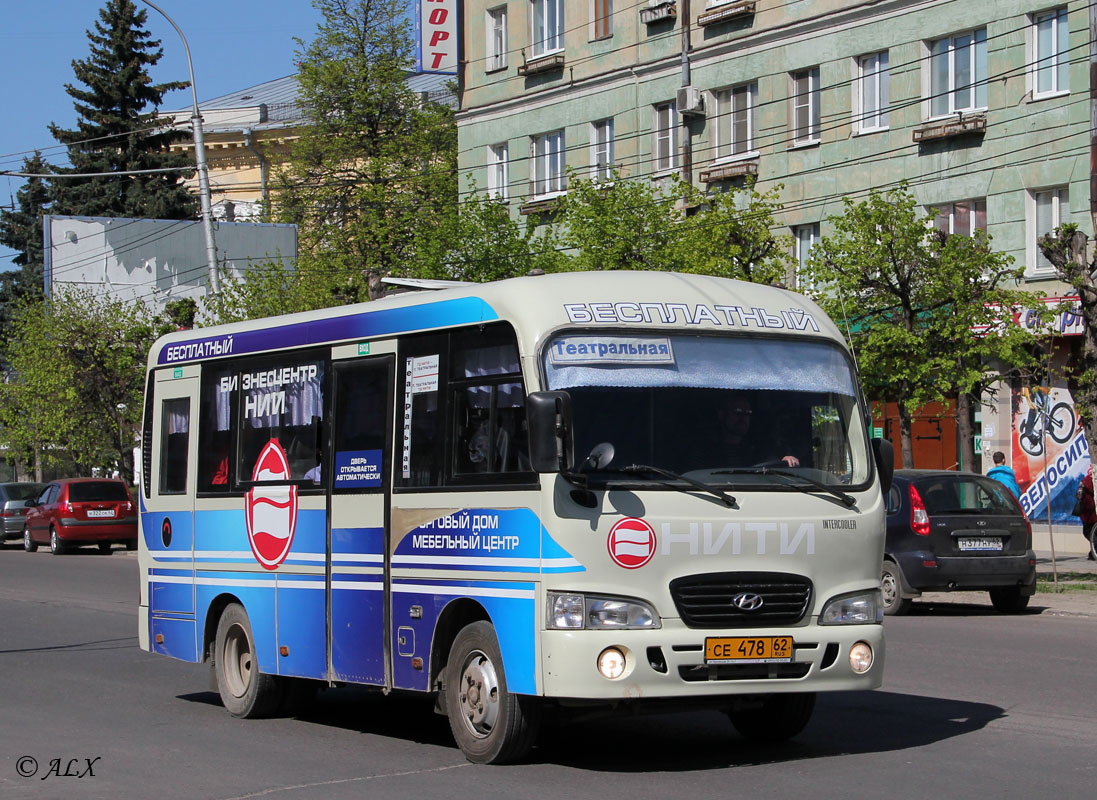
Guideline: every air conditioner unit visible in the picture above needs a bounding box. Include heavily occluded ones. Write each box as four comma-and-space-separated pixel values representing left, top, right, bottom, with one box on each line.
677, 86, 705, 116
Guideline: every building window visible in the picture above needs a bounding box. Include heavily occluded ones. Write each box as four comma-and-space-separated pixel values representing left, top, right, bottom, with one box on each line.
794, 223, 820, 290
654, 102, 678, 173
487, 143, 509, 200
486, 6, 507, 72
531, 0, 564, 58
1033, 8, 1069, 97
791, 68, 821, 145
590, 118, 614, 181
929, 29, 987, 117
714, 82, 757, 159
592, 0, 613, 40
856, 52, 889, 132
934, 199, 987, 237
1032, 187, 1069, 273
532, 130, 565, 196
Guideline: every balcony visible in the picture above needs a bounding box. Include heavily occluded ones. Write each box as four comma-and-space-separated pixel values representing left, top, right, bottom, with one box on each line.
697, 1, 755, 27
640, 1, 677, 25
519, 196, 564, 216
912, 114, 987, 143
517, 53, 565, 77
699, 160, 759, 183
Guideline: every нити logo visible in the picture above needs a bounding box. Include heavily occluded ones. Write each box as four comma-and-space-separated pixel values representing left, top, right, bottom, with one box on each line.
607, 517, 656, 569
245, 439, 298, 570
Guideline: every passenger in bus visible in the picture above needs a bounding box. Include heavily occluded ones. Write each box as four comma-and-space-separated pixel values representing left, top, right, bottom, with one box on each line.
715, 393, 800, 468
305, 450, 322, 483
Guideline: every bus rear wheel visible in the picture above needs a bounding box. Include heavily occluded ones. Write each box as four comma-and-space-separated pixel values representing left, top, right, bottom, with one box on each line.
445, 621, 540, 764
214, 603, 281, 718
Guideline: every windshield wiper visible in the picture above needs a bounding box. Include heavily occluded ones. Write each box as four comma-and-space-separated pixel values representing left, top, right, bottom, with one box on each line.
621, 464, 738, 509
714, 467, 857, 509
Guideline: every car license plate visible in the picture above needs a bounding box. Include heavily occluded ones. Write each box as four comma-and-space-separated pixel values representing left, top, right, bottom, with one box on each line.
705, 636, 793, 664
958, 537, 1002, 551
86, 509, 116, 518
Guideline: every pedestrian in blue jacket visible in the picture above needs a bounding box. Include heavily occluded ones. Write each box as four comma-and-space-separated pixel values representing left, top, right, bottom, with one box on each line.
987, 451, 1020, 498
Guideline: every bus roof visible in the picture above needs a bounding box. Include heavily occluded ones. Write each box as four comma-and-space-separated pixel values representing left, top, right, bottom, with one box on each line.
149, 271, 844, 368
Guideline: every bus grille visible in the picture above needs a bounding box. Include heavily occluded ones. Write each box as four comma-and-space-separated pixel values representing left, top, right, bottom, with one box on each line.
669, 572, 813, 628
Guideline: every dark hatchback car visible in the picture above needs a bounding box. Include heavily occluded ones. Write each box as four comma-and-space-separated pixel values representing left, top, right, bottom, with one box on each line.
1, 482, 46, 544
23, 478, 138, 555
882, 469, 1036, 615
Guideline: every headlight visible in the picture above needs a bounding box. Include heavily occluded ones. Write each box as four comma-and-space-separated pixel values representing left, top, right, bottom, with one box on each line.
819, 590, 883, 625
547, 593, 660, 630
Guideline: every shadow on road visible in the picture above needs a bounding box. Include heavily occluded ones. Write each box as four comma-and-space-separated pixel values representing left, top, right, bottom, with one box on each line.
177, 687, 1002, 771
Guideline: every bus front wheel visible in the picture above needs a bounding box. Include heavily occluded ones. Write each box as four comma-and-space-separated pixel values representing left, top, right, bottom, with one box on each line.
728, 692, 816, 743
214, 603, 281, 718
445, 621, 540, 764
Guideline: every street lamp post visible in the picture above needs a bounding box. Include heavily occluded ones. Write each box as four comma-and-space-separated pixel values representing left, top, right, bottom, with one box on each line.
140, 0, 221, 294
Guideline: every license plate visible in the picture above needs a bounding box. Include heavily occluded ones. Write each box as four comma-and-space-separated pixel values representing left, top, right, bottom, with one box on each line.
705, 636, 793, 664
958, 537, 1002, 551
86, 509, 116, 518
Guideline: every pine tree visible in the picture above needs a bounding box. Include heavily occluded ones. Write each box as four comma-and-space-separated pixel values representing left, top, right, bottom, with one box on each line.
0, 152, 51, 334
48, 0, 197, 220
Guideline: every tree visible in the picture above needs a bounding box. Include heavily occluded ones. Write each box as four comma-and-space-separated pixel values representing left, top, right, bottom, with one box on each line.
0, 152, 50, 333
276, 0, 458, 302
804, 186, 1040, 468
47, 0, 197, 220
0, 289, 158, 481
1038, 224, 1097, 473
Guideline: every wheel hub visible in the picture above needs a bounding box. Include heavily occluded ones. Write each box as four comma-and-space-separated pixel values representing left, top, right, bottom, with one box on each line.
458, 651, 499, 737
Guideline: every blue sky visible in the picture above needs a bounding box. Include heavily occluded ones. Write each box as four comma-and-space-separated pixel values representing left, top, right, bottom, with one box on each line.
0, 0, 332, 271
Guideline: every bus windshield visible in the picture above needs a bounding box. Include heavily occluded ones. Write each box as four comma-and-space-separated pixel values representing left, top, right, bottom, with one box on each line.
542, 333, 870, 487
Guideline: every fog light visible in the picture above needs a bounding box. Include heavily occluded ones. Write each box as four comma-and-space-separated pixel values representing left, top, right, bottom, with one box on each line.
849, 641, 873, 673
597, 647, 626, 680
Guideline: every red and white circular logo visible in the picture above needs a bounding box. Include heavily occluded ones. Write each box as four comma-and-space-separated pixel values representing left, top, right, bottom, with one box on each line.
245, 439, 298, 570
607, 517, 657, 569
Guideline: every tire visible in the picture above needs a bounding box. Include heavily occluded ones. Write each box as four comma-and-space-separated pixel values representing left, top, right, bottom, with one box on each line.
125, 539, 137, 551
214, 603, 282, 718
1047, 402, 1075, 444
23, 526, 37, 553
989, 587, 1030, 614
1019, 429, 1042, 457
49, 526, 65, 556
445, 620, 540, 764
881, 560, 911, 616
728, 693, 816, 743
98, 542, 112, 554
1089, 523, 1097, 561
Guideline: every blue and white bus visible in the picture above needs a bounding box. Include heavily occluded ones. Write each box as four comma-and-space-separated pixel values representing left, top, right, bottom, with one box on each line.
138, 271, 892, 763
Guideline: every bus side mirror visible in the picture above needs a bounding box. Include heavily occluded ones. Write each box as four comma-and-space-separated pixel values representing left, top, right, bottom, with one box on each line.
872, 438, 894, 494
527, 391, 575, 473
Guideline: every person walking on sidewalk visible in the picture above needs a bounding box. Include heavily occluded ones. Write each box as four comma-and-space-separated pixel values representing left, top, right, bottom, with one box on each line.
1076, 466, 1097, 560
988, 451, 1021, 499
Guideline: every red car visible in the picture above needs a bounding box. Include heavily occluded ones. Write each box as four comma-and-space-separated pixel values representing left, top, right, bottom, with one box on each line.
23, 478, 138, 555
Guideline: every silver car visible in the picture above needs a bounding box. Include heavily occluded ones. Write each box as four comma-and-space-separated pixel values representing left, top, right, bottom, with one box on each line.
0, 482, 46, 543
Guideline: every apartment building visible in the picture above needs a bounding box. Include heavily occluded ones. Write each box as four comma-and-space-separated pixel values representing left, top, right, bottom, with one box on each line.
456, 0, 1094, 506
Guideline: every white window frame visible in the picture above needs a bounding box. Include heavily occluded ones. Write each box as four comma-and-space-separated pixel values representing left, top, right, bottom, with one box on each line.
486, 6, 508, 72
487, 143, 509, 200
713, 82, 758, 161
531, 130, 566, 198
933, 199, 987, 237
791, 67, 821, 146
854, 51, 889, 133
590, 118, 614, 181
590, 0, 613, 41
794, 223, 821, 291
653, 102, 678, 174
927, 28, 988, 118
1031, 7, 1069, 99
1028, 186, 1069, 276
530, 0, 564, 59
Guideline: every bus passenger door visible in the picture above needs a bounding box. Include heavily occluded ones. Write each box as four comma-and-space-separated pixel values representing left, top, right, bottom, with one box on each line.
328, 346, 394, 685
145, 367, 199, 660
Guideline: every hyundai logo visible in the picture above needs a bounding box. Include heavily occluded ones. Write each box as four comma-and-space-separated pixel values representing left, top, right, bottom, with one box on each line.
732, 592, 764, 611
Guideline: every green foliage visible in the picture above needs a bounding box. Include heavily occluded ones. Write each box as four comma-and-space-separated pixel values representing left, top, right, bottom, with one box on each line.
0, 152, 50, 332
47, 0, 197, 220
202, 258, 338, 325
0, 289, 158, 480
276, 0, 458, 301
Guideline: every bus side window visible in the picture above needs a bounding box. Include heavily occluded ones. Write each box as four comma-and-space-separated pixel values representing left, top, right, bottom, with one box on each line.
160, 398, 190, 495
198, 366, 234, 491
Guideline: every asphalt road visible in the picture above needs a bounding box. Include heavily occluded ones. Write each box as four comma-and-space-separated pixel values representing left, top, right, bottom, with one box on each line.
1, 545, 1095, 800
